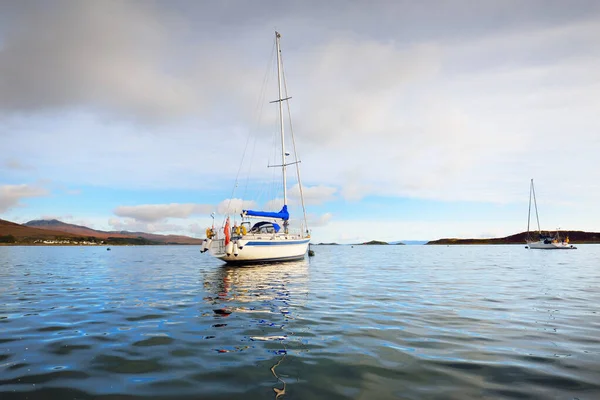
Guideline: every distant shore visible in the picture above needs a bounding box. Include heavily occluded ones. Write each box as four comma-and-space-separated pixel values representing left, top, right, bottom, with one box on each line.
426, 230, 600, 245
0, 218, 203, 246
3, 218, 600, 246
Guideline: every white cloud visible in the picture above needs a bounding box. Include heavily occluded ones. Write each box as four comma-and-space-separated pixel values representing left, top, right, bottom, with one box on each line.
289, 39, 442, 145
108, 218, 185, 233
262, 198, 284, 212
289, 19, 600, 205
188, 222, 209, 235
259, 184, 337, 210
313, 219, 522, 244
288, 184, 337, 205
307, 212, 332, 228
217, 198, 257, 215
0, 184, 48, 213
113, 203, 214, 222
111, 199, 261, 227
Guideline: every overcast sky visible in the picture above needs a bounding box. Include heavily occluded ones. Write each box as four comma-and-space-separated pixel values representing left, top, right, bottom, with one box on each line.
1, 0, 599, 242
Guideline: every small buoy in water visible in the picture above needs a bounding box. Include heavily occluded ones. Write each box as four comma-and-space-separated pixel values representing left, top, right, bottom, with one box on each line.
525, 246, 529, 249
107, 248, 111, 251
308, 249, 315, 257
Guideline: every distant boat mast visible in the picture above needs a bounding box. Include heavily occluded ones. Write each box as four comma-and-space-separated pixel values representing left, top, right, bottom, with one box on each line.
527, 179, 541, 238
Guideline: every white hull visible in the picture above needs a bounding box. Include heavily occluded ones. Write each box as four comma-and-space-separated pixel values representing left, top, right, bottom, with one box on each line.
526, 240, 576, 250
208, 236, 310, 264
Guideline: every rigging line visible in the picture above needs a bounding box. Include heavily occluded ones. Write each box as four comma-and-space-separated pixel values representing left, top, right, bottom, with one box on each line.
224, 126, 253, 219
280, 52, 309, 232
272, 103, 279, 203
531, 179, 541, 233
242, 135, 258, 202
243, 39, 277, 201
265, 114, 276, 207
268, 69, 281, 210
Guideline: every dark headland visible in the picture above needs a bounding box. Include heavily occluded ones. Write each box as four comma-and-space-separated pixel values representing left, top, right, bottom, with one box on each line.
360, 240, 405, 245
427, 231, 600, 245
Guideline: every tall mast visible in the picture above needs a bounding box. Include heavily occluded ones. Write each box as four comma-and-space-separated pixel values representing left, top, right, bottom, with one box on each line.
275, 31, 287, 206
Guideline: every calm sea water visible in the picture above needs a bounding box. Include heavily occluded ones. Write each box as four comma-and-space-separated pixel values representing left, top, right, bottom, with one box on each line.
1, 244, 599, 399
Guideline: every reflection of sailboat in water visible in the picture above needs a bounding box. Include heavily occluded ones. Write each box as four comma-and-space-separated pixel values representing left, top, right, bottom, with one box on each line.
525, 179, 576, 250
206, 259, 309, 306
203, 260, 309, 398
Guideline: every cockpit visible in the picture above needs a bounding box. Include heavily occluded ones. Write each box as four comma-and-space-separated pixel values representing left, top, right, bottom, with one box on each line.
248, 221, 281, 234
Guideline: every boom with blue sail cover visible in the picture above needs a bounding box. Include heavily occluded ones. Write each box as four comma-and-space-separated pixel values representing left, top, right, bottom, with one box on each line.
242, 205, 289, 221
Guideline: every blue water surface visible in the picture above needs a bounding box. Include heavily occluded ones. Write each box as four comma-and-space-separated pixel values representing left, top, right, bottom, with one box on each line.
1, 244, 599, 399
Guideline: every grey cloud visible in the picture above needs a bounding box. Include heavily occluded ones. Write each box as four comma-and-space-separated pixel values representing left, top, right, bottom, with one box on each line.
2, 1, 599, 207
165, 1, 600, 44
0, 2, 203, 120
3, 159, 33, 170
3, 1, 597, 123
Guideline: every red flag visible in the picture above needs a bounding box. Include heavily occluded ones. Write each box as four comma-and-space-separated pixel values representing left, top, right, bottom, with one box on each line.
224, 217, 231, 245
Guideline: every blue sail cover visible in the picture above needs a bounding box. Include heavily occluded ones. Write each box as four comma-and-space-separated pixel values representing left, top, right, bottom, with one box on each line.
243, 205, 289, 221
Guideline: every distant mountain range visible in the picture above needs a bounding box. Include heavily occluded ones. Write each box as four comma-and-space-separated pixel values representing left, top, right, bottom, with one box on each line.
426, 231, 600, 245
0, 218, 204, 245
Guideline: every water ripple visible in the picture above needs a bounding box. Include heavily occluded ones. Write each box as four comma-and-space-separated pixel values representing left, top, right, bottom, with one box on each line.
1, 245, 600, 399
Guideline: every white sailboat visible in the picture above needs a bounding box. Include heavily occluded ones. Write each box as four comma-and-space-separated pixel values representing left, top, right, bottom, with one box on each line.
201, 32, 310, 264
525, 179, 576, 250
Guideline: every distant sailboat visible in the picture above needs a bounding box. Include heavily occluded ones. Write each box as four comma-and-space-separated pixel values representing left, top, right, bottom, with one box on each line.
525, 179, 576, 250
201, 32, 310, 264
